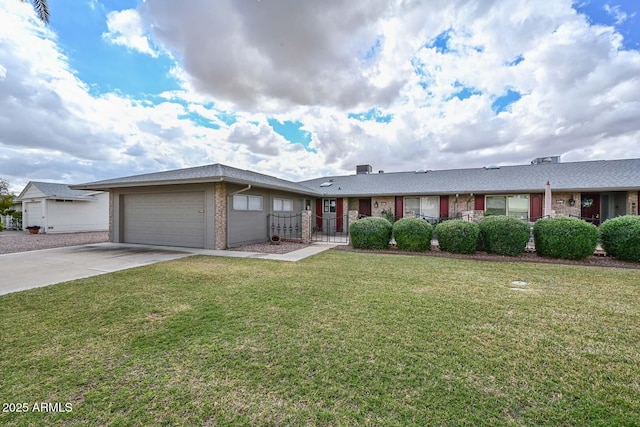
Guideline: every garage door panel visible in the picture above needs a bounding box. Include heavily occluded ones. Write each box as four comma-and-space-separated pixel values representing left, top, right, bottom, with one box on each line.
123, 192, 206, 248
24, 202, 42, 228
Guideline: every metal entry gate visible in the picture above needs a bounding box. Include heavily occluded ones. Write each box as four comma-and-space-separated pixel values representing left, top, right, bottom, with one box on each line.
312, 213, 349, 243
267, 213, 302, 240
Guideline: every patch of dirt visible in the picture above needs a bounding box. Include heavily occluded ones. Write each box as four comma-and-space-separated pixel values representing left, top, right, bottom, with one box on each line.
0, 231, 109, 254
333, 245, 640, 269
232, 240, 312, 254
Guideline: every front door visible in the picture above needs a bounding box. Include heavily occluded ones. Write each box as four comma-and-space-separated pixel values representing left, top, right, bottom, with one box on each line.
530, 193, 543, 221
395, 197, 403, 221
581, 193, 601, 225
358, 199, 372, 218
323, 198, 337, 233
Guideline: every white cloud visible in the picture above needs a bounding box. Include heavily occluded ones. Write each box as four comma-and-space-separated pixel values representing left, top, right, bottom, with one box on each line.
604, 4, 632, 25
103, 9, 159, 57
1, 0, 640, 193
139, 0, 403, 112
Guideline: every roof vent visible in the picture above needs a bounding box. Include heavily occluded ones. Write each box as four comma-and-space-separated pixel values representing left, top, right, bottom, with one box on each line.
484, 164, 500, 170
378, 170, 384, 174
356, 164, 373, 175
531, 156, 560, 165
319, 180, 333, 187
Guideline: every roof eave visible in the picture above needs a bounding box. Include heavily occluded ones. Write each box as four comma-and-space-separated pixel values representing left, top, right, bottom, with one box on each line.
224, 178, 321, 196
70, 177, 226, 190
72, 177, 323, 197
317, 187, 640, 197
45, 196, 96, 201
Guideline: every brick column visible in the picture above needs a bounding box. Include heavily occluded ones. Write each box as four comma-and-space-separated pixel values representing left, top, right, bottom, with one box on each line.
214, 182, 227, 250
301, 210, 312, 243
628, 191, 638, 216
348, 210, 359, 233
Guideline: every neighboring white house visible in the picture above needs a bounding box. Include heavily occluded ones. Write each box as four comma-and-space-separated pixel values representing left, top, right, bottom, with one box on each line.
16, 182, 109, 233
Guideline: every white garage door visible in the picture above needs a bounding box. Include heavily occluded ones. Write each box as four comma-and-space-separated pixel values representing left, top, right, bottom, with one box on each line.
24, 202, 42, 228
123, 192, 206, 248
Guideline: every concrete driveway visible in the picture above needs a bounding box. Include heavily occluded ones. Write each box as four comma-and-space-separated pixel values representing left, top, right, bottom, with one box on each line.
0, 243, 197, 296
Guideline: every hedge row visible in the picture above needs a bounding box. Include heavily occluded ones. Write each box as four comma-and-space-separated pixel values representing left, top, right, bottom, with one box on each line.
349, 215, 640, 262
435, 220, 479, 254
599, 215, 640, 262
479, 215, 530, 256
350, 217, 392, 249
393, 218, 433, 251
533, 217, 598, 260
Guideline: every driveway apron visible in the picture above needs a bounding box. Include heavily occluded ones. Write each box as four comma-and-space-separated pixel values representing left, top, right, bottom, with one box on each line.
0, 243, 195, 296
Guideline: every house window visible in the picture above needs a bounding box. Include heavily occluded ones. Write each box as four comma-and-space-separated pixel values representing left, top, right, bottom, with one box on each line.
404, 196, 439, 220
233, 194, 263, 211
486, 195, 529, 219
324, 199, 336, 213
508, 196, 529, 219
404, 197, 420, 215
273, 198, 293, 212
486, 196, 507, 216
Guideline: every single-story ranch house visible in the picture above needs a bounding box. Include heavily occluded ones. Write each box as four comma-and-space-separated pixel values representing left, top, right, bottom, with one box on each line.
17, 182, 109, 233
73, 157, 640, 249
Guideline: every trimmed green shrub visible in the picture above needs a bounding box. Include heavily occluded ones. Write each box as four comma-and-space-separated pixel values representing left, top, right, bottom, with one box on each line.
350, 216, 392, 249
435, 220, 479, 254
479, 215, 530, 256
533, 217, 598, 260
0, 220, 3, 232
599, 215, 640, 262
392, 217, 433, 251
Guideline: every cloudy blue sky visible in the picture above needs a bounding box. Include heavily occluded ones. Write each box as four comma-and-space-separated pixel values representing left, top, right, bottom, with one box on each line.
1, 0, 639, 192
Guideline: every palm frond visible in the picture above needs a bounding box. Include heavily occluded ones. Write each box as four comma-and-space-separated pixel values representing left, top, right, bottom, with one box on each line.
22, 0, 50, 23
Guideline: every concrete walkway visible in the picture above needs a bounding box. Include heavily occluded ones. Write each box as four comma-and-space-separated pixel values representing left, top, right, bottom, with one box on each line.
0, 242, 339, 296
191, 242, 340, 262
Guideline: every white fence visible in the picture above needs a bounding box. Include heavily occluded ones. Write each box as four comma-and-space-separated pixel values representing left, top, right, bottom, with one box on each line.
1, 214, 22, 230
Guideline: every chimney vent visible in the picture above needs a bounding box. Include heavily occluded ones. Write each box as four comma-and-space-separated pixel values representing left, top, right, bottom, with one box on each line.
531, 156, 560, 165
356, 165, 373, 175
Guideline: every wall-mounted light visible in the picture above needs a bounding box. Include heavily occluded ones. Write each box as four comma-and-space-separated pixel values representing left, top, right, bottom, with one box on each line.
374, 201, 379, 208
568, 195, 576, 207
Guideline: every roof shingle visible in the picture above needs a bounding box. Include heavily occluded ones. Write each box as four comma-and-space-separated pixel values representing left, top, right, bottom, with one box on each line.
18, 182, 101, 200
299, 159, 640, 196
73, 163, 319, 195
73, 158, 640, 197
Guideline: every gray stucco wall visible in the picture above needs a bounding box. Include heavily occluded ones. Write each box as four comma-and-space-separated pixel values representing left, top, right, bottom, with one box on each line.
226, 185, 307, 247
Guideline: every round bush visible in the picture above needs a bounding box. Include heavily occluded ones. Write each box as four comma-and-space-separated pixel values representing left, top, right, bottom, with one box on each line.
435, 220, 479, 254
479, 215, 530, 256
392, 217, 433, 251
533, 217, 598, 260
350, 216, 392, 249
599, 215, 640, 262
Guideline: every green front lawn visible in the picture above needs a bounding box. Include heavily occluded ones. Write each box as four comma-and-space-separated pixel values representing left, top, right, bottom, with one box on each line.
1, 251, 639, 426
